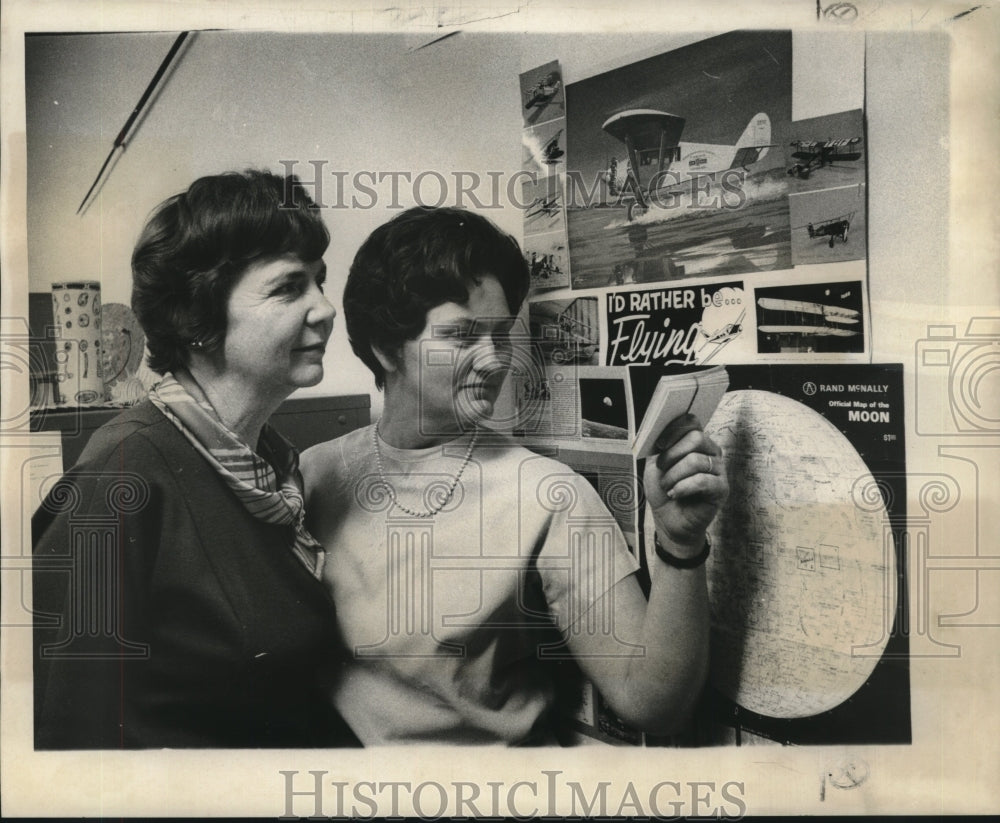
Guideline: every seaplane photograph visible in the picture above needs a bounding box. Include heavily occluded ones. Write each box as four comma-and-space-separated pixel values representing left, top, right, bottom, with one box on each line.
786, 108, 865, 193
564, 30, 792, 290
754, 280, 865, 353
789, 183, 867, 265
520, 60, 565, 127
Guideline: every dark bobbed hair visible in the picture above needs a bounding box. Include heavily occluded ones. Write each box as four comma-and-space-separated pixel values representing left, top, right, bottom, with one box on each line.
344, 206, 530, 390
131, 169, 329, 374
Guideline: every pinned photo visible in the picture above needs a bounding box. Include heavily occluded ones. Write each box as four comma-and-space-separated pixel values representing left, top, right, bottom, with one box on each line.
789, 183, 867, 265
565, 30, 793, 289
755, 280, 865, 353
519, 60, 564, 127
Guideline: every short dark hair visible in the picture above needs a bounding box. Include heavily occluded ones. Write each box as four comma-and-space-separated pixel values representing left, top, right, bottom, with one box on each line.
131, 170, 329, 374
344, 206, 529, 390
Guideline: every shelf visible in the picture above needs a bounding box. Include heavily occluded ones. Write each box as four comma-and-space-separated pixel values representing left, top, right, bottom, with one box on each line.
30, 394, 371, 469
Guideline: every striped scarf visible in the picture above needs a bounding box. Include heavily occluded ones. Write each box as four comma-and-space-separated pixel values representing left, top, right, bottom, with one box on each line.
148, 369, 325, 578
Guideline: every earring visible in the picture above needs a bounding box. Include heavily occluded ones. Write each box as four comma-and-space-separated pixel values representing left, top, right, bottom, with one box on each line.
190, 339, 205, 350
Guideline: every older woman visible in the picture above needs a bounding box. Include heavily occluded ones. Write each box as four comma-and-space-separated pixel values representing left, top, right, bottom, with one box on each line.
302, 206, 728, 745
32, 170, 358, 748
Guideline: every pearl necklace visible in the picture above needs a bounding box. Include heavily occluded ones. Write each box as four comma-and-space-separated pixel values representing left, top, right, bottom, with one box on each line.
372, 422, 479, 518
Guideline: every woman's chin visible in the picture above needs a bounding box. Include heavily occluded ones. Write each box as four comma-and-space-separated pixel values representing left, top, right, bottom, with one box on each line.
289, 364, 325, 389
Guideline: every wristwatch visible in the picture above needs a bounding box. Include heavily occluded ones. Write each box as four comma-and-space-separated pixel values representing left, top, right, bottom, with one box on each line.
653, 532, 712, 569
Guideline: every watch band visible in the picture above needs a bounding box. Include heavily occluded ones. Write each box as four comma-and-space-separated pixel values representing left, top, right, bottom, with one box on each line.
653, 532, 712, 569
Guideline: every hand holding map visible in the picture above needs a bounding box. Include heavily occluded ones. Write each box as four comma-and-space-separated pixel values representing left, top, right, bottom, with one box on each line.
633, 366, 730, 459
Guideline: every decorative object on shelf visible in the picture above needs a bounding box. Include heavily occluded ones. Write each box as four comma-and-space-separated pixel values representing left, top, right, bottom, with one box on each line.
51, 281, 105, 406
109, 375, 147, 405
101, 302, 147, 404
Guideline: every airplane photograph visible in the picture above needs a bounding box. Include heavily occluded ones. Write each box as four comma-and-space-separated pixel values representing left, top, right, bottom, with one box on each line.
803, 212, 854, 247
697, 306, 747, 364
788, 138, 862, 179
525, 73, 561, 110
564, 30, 792, 290
690, 283, 757, 365
600, 109, 774, 222
786, 108, 865, 193
540, 129, 565, 165
789, 183, 866, 265
522, 119, 565, 176
521, 173, 565, 236
754, 280, 865, 353
527, 194, 561, 220
519, 60, 565, 127
528, 297, 600, 366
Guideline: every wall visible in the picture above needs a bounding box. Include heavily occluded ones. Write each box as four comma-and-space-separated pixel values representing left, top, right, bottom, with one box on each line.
25, 29, 952, 416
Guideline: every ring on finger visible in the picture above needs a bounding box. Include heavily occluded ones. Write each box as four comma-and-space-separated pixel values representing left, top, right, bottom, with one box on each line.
707, 454, 714, 474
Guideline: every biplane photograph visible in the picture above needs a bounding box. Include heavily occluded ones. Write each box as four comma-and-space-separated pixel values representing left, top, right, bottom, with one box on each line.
528, 297, 600, 366
521, 173, 565, 235
789, 138, 862, 179
527, 193, 561, 220
564, 30, 793, 290
522, 119, 565, 176
786, 108, 865, 193
519, 60, 565, 126
789, 183, 866, 265
755, 280, 865, 353
806, 212, 853, 247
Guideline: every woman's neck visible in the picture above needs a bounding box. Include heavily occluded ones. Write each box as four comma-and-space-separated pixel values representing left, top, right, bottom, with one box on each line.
181, 364, 284, 448
376, 409, 467, 450
377, 382, 468, 450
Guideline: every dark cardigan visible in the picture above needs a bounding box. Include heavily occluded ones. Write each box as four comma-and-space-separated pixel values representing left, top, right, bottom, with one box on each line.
32, 400, 359, 749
